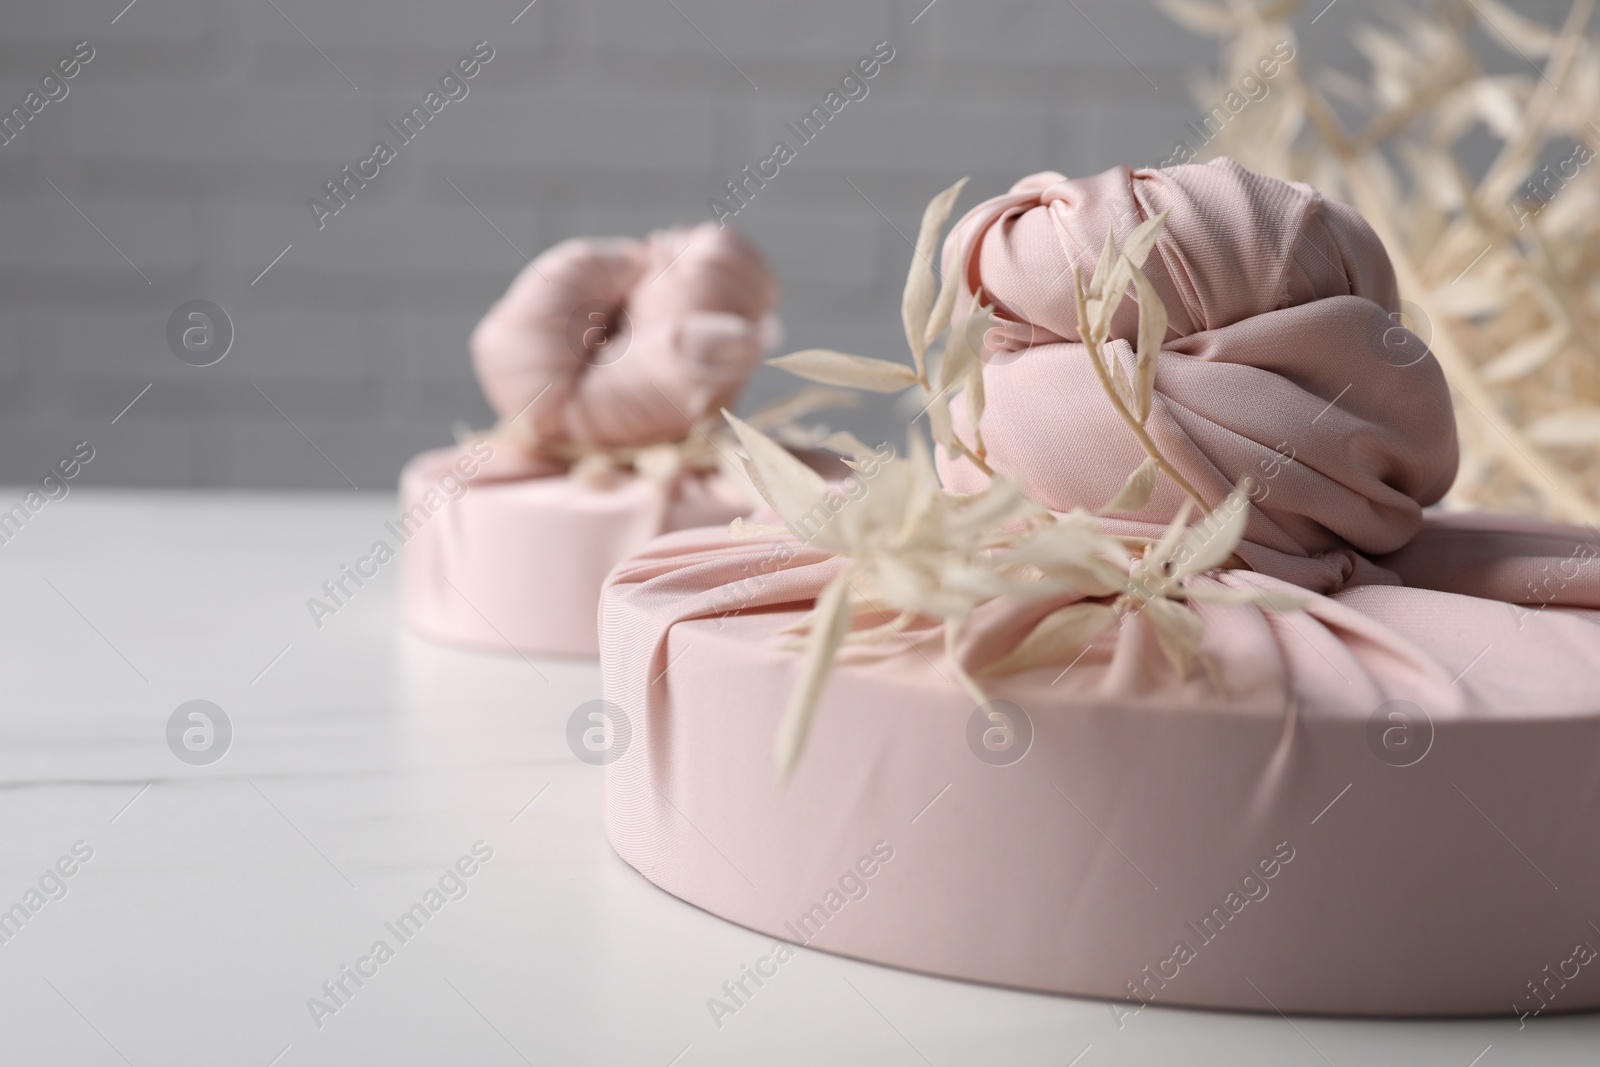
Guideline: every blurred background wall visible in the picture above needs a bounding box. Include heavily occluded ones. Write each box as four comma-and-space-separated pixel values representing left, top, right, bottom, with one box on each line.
0, 0, 1534, 488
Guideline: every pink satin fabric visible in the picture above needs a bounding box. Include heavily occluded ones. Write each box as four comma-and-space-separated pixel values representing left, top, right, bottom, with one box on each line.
604, 524, 1600, 1015
600, 160, 1600, 1014
399, 445, 748, 657
399, 225, 776, 657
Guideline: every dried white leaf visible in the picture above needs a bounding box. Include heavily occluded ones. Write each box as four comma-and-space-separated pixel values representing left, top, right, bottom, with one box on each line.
1089, 228, 1117, 300
965, 363, 987, 459
1480, 326, 1567, 383
926, 392, 959, 455
1179, 583, 1309, 612
1175, 480, 1252, 578
935, 305, 986, 395
1145, 596, 1205, 678
768, 350, 919, 394
820, 431, 878, 463
1108, 338, 1137, 413
734, 453, 770, 505
924, 233, 968, 353
872, 554, 940, 615
774, 574, 853, 781
1084, 213, 1167, 347
1525, 407, 1600, 447
1129, 262, 1167, 423
1145, 499, 1194, 577
718, 448, 769, 510
571, 452, 619, 488
1427, 274, 1505, 317
895, 431, 944, 539
1090, 259, 1132, 344
1005, 545, 1128, 599
1100, 457, 1159, 515
724, 410, 831, 531
903, 177, 970, 374
729, 516, 790, 540
634, 443, 681, 485
984, 602, 1117, 676
1121, 211, 1169, 272
1470, 76, 1525, 139
840, 610, 920, 646
942, 476, 1040, 541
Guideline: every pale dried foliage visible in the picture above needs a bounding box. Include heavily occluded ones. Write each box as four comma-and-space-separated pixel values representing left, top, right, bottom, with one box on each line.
1161, 0, 1600, 520
735, 180, 1298, 779
464, 386, 854, 499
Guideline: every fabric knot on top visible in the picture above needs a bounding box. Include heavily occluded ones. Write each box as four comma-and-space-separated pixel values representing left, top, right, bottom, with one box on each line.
938, 158, 1459, 592
472, 223, 778, 451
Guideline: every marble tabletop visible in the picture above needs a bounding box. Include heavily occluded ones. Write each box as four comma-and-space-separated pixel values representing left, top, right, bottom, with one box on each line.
0, 489, 1593, 1066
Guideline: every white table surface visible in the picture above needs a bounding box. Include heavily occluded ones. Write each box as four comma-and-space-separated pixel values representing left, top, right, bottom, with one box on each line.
0, 489, 1592, 1066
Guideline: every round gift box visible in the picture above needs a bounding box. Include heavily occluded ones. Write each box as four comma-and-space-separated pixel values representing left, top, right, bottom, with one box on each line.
398, 445, 749, 658
600, 530, 1600, 1017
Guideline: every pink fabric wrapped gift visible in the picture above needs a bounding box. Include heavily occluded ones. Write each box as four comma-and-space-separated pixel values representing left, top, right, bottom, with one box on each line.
400, 224, 776, 657
600, 160, 1600, 1016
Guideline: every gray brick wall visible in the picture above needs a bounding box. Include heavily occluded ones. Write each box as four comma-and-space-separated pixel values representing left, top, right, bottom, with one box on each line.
0, 0, 1468, 488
